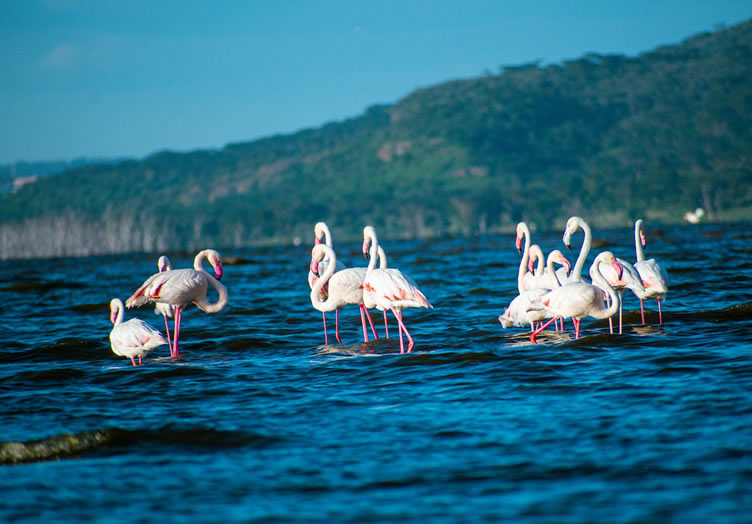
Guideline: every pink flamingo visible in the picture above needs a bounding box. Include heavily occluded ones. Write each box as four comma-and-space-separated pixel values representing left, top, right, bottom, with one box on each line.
530, 251, 623, 343
126, 249, 228, 356
598, 255, 644, 334
361, 226, 432, 353
154, 255, 175, 349
499, 247, 571, 331
633, 219, 669, 324
310, 244, 381, 345
308, 222, 348, 343
109, 298, 167, 366
514, 222, 538, 293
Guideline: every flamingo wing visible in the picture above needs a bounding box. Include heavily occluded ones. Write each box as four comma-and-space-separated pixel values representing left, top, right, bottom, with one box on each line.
635, 259, 669, 296
538, 282, 602, 319
364, 269, 431, 310
110, 319, 167, 357
127, 269, 207, 308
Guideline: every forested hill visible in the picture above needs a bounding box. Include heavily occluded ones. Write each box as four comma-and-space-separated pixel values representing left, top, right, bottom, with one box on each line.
2, 20, 751, 259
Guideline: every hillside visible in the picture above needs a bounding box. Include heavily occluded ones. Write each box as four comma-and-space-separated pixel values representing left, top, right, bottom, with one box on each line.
1, 20, 751, 259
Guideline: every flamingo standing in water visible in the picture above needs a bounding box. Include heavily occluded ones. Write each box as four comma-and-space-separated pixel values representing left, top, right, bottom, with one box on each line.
362, 226, 432, 353
310, 244, 381, 345
633, 219, 669, 324
514, 222, 538, 293
530, 251, 623, 343
109, 298, 167, 366
154, 255, 175, 349
499, 247, 571, 331
308, 222, 347, 341
126, 249, 228, 356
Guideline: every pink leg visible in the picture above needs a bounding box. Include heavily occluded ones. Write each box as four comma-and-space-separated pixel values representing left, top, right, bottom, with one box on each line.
138, 355, 143, 365
640, 299, 645, 324
658, 299, 663, 325
173, 307, 182, 356
573, 318, 581, 339
391, 309, 415, 353
130, 356, 137, 366
618, 294, 623, 334
383, 310, 389, 338
530, 317, 557, 344
163, 313, 172, 353
359, 305, 369, 343
364, 307, 379, 340
322, 311, 329, 345
335, 309, 342, 344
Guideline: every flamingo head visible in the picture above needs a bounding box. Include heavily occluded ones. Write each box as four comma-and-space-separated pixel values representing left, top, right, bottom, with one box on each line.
206, 250, 224, 280
528, 253, 538, 273
514, 223, 525, 252
310, 257, 319, 275
603, 253, 624, 281
314, 222, 329, 245
498, 311, 514, 329
157, 255, 171, 272
551, 250, 571, 275
109, 298, 120, 324
362, 239, 371, 260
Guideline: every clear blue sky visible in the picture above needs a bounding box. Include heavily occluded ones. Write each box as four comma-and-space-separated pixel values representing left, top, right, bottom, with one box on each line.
1, 1, 750, 164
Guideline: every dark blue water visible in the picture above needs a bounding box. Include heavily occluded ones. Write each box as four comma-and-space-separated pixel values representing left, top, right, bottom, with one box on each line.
2, 221, 752, 523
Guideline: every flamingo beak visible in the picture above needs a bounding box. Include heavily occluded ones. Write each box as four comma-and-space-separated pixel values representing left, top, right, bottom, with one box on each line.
110, 311, 116, 324
310, 258, 319, 274
612, 259, 624, 280
515, 235, 522, 253
640, 231, 647, 248
562, 257, 572, 274
362, 241, 370, 260
528, 258, 535, 273
214, 263, 224, 280
315, 237, 322, 245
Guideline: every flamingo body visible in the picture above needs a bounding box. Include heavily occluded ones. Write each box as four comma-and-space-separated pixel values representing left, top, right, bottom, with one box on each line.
109, 298, 167, 366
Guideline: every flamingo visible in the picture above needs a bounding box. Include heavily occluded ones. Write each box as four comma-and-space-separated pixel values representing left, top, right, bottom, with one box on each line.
109, 298, 167, 366
514, 222, 537, 293
562, 216, 598, 284
499, 248, 571, 331
598, 255, 644, 334
530, 251, 623, 343
126, 249, 228, 356
528, 245, 572, 291
310, 244, 381, 345
154, 255, 175, 349
633, 219, 669, 324
308, 222, 348, 343
362, 226, 432, 353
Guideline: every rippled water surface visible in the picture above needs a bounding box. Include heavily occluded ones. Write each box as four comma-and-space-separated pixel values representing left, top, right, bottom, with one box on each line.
2, 221, 752, 523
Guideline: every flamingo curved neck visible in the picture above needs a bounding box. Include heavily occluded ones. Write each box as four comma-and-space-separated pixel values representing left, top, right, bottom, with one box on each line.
310, 244, 339, 312
634, 220, 646, 262
111, 300, 125, 325
364, 227, 379, 274
571, 219, 592, 282
546, 254, 562, 288
517, 224, 531, 294
195, 272, 228, 313
589, 260, 620, 319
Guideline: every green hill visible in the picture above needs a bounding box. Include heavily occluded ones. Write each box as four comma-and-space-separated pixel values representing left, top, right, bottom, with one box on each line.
2, 20, 751, 259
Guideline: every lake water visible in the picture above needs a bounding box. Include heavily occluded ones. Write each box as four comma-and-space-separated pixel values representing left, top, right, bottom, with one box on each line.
1, 221, 751, 523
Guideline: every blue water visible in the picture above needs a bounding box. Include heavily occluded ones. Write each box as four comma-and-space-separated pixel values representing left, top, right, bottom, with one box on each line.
1, 221, 751, 523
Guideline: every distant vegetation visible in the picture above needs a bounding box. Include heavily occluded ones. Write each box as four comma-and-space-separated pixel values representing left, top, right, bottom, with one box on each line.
1, 20, 751, 259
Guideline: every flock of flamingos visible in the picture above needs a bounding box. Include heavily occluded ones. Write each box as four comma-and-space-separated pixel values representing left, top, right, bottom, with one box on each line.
107, 217, 669, 366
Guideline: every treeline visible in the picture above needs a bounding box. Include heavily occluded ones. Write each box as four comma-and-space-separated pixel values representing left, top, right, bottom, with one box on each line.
1, 19, 751, 259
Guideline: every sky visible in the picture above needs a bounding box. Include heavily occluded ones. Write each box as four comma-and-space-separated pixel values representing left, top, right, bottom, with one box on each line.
1, 1, 751, 165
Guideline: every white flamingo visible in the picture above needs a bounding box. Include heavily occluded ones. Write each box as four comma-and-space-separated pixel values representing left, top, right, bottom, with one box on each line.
308, 222, 349, 342
499, 247, 570, 331
633, 219, 669, 324
109, 298, 167, 366
514, 222, 537, 293
562, 216, 593, 284
309, 244, 381, 345
126, 249, 228, 356
530, 251, 623, 343
362, 226, 432, 353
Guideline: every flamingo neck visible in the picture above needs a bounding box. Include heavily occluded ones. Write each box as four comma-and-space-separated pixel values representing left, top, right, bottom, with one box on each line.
310, 245, 338, 312
546, 254, 562, 288
110, 299, 125, 325
634, 220, 646, 262
571, 219, 592, 282
589, 259, 620, 319
194, 272, 229, 313
377, 246, 388, 269
364, 228, 379, 274
517, 225, 531, 294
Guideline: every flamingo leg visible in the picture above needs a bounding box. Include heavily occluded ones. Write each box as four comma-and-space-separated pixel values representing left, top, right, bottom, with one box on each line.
391, 309, 414, 353
364, 307, 379, 340
359, 305, 369, 343
530, 317, 557, 344
618, 291, 623, 334
573, 318, 581, 339
173, 307, 182, 356
130, 356, 137, 366
640, 299, 645, 324
658, 298, 663, 325
383, 310, 389, 338
163, 313, 172, 353
138, 355, 143, 365
322, 311, 329, 345
335, 309, 342, 344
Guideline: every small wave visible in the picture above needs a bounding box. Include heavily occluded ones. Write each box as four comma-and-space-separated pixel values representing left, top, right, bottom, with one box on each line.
0, 426, 282, 465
